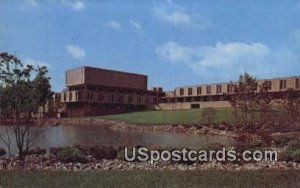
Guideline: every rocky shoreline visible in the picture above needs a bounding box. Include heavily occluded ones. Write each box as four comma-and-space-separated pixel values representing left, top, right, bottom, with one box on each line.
43, 118, 237, 137
1, 156, 300, 171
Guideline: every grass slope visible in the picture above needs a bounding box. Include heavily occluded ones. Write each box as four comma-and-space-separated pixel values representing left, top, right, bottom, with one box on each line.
100, 108, 235, 125
0, 170, 299, 188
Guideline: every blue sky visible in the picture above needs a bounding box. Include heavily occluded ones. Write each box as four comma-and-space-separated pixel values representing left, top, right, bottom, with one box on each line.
1, 0, 300, 92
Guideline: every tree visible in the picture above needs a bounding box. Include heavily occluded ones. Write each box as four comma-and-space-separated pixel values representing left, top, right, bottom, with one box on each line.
230, 72, 258, 128
0, 52, 52, 160
281, 88, 300, 123
256, 81, 272, 123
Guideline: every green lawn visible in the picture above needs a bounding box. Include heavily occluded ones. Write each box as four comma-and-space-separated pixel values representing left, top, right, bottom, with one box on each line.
100, 108, 235, 125
0, 170, 299, 188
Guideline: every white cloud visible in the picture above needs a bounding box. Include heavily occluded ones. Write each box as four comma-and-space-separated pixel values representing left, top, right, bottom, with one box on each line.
23, 58, 50, 68
24, 0, 38, 6
58, 0, 85, 11
107, 21, 122, 30
153, 6, 191, 26
152, 0, 210, 29
129, 20, 142, 30
65, 45, 86, 59
156, 42, 273, 79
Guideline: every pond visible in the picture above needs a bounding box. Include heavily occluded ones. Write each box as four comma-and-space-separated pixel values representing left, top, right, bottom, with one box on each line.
0, 125, 233, 154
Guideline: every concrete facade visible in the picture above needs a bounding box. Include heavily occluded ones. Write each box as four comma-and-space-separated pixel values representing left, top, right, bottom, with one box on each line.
54, 66, 163, 117
160, 76, 300, 110
51, 66, 300, 116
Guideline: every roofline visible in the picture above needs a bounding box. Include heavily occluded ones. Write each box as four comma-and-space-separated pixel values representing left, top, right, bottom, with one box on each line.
66, 66, 148, 78
175, 75, 300, 89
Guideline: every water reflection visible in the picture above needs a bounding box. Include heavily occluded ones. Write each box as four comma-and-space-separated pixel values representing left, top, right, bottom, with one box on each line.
0, 125, 233, 153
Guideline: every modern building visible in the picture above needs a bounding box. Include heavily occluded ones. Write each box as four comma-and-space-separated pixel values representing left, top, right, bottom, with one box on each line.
53, 66, 164, 117
159, 76, 300, 110
50, 66, 300, 117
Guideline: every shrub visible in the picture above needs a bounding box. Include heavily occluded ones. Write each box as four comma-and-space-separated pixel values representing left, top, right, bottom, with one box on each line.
292, 149, 300, 162
201, 107, 216, 124
287, 140, 300, 151
0, 148, 6, 157
88, 146, 117, 160
54, 147, 88, 163
202, 143, 224, 151
25, 147, 47, 155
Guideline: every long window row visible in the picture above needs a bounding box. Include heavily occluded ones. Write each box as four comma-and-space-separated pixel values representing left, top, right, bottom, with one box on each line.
60, 91, 158, 105
178, 78, 300, 96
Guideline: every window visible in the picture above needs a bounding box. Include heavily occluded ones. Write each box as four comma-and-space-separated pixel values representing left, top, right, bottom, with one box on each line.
216, 85, 222, 93
265, 81, 272, 90
153, 97, 157, 104
227, 84, 234, 93
188, 88, 193, 95
78, 92, 81, 101
69, 92, 72, 101
206, 86, 211, 94
137, 96, 141, 103
98, 93, 104, 101
197, 87, 202, 95
63, 93, 66, 101
296, 78, 299, 89
280, 80, 286, 90
118, 95, 124, 103
128, 96, 133, 103
179, 88, 184, 96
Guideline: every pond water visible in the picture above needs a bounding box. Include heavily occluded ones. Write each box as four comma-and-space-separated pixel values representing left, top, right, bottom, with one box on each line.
0, 125, 233, 154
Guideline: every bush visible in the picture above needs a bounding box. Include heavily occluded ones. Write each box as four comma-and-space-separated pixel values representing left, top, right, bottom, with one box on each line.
0, 148, 6, 157
202, 143, 225, 151
54, 147, 88, 163
201, 108, 216, 124
273, 137, 295, 147
287, 140, 300, 151
88, 146, 117, 160
292, 149, 300, 162
25, 147, 47, 155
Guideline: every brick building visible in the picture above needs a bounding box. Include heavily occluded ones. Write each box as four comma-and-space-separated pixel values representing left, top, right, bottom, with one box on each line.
53, 66, 163, 117
50, 66, 299, 117
159, 76, 300, 110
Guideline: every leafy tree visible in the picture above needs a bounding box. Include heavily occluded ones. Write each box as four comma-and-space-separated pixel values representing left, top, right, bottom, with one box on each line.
230, 72, 258, 128
0, 52, 52, 159
281, 88, 300, 123
256, 81, 272, 123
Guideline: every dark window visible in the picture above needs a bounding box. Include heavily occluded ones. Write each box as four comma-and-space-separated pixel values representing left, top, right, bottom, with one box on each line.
78, 92, 81, 101
216, 85, 222, 93
63, 93, 66, 101
69, 92, 72, 101
197, 87, 202, 95
265, 81, 272, 90
128, 96, 133, 103
227, 84, 234, 93
206, 86, 211, 94
118, 95, 124, 103
98, 93, 104, 101
188, 88, 193, 95
179, 88, 184, 96
111, 95, 114, 103
280, 80, 286, 90
137, 96, 141, 103
153, 97, 157, 104
296, 78, 299, 89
